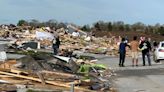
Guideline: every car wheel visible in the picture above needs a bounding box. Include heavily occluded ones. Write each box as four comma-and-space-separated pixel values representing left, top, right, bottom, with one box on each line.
156, 59, 160, 63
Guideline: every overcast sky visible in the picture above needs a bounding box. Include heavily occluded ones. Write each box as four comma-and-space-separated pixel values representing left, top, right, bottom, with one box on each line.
0, 0, 164, 25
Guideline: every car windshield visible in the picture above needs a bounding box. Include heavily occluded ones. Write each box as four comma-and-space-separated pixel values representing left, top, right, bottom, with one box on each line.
161, 43, 164, 47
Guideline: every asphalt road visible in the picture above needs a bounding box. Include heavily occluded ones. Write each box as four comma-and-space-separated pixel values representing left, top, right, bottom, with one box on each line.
94, 53, 164, 92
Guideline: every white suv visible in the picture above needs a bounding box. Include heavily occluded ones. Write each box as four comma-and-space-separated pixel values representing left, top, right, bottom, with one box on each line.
154, 41, 164, 62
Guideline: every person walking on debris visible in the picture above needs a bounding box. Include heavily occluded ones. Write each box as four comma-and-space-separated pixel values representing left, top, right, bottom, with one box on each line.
139, 37, 152, 66
52, 36, 60, 55
119, 38, 130, 67
130, 36, 139, 66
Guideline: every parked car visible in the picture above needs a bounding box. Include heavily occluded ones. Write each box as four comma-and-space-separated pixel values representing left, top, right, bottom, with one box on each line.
154, 41, 164, 62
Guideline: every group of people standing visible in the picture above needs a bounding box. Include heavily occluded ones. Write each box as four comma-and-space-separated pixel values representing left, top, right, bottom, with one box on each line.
119, 36, 152, 67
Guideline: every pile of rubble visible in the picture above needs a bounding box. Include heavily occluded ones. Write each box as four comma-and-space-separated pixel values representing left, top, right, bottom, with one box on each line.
57, 27, 120, 56
0, 51, 115, 92
0, 24, 122, 56
0, 24, 120, 91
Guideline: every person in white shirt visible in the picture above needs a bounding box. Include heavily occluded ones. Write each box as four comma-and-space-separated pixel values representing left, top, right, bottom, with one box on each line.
72, 30, 80, 37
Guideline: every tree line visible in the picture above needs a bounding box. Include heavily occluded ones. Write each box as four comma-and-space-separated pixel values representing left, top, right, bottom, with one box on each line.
17, 19, 164, 35
17, 19, 67, 29
81, 21, 164, 36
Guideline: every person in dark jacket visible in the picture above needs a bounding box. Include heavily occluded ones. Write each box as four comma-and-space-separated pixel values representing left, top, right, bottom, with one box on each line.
139, 37, 152, 66
52, 36, 60, 55
119, 38, 130, 67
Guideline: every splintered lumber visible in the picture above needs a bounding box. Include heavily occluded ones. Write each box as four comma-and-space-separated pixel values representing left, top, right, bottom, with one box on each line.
0, 68, 29, 75
37, 72, 45, 85
0, 60, 17, 69
66, 80, 80, 85
0, 68, 10, 72
0, 71, 93, 91
0, 71, 41, 82
41, 70, 76, 77
10, 69, 29, 75
0, 75, 13, 78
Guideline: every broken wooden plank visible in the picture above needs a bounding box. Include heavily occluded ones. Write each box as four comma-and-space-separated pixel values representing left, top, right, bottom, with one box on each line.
0, 60, 17, 69
10, 69, 29, 75
66, 80, 81, 85
41, 70, 77, 78
0, 68, 29, 75
0, 71, 94, 92
0, 74, 13, 78
0, 68, 10, 72
37, 72, 45, 85
0, 79, 10, 83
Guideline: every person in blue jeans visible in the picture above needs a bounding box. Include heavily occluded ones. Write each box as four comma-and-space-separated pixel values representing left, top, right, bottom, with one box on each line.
119, 38, 130, 67
139, 38, 152, 66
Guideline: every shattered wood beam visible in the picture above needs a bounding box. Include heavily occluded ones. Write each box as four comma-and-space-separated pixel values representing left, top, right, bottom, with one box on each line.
0, 75, 13, 78
0, 71, 93, 92
0, 68, 29, 75
10, 69, 29, 75
41, 70, 76, 77
0, 68, 10, 72
37, 72, 45, 85
0, 71, 41, 82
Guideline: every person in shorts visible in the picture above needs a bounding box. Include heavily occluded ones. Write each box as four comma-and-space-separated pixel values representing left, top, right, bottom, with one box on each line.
130, 36, 139, 66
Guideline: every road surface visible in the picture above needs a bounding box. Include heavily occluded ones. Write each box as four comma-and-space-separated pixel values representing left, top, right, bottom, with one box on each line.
95, 54, 164, 92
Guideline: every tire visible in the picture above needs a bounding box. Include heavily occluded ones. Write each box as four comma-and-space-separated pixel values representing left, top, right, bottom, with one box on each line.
156, 59, 160, 63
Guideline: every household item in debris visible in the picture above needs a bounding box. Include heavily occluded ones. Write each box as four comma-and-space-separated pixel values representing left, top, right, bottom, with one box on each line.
0, 51, 7, 61
22, 41, 40, 49
0, 41, 8, 61
90, 82, 110, 90
0, 44, 7, 51
36, 31, 54, 40
53, 55, 79, 73
53, 55, 71, 63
